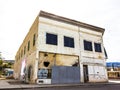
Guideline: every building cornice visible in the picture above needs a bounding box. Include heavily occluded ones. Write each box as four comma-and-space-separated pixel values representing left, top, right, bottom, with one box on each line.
39, 11, 105, 34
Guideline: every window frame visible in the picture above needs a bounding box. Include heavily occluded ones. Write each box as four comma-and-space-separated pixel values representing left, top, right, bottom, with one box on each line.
28, 40, 30, 51
33, 34, 36, 46
84, 40, 93, 51
24, 46, 26, 55
64, 36, 75, 48
46, 33, 58, 45
94, 42, 102, 52
21, 50, 23, 58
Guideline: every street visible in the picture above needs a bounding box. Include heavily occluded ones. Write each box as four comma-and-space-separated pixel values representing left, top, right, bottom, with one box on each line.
15, 84, 120, 90
1, 79, 120, 90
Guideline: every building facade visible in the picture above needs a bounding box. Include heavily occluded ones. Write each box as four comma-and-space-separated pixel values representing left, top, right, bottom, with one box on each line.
107, 62, 120, 79
14, 11, 108, 84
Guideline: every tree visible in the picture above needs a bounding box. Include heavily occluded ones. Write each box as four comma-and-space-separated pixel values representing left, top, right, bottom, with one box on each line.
8, 62, 12, 66
0, 60, 3, 66
3, 63, 8, 68
0, 52, 3, 63
0, 60, 3, 73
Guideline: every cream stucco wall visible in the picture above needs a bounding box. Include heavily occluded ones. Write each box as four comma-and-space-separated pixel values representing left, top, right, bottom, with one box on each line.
38, 17, 80, 56
79, 27, 107, 82
14, 16, 39, 83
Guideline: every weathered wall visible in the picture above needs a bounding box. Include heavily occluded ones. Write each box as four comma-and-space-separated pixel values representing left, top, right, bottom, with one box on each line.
38, 52, 79, 69
14, 58, 21, 79
37, 17, 108, 83
25, 51, 36, 83
38, 17, 80, 56
14, 15, 39, 82
79, 27, 108, 82
80, 28, 105, 61
88, 65, 108, 82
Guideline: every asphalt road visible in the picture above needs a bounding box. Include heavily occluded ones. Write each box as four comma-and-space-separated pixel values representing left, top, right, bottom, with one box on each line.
15, 84, 120, 90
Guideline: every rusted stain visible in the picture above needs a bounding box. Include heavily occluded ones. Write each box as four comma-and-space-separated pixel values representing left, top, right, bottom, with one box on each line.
38, 52, 79, 69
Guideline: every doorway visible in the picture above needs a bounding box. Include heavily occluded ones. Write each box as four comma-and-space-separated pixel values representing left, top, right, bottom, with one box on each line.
83, 65, 89, 83
28, 66, 32, 81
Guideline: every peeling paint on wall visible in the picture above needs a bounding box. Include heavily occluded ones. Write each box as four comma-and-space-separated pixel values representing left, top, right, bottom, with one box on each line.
38, 52, 79, 69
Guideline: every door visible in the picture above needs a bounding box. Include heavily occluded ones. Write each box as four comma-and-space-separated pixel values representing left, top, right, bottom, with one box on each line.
28, 66, 32, 81
83, 65, 89, 82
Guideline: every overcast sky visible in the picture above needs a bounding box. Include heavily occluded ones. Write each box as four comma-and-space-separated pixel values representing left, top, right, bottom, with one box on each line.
0, 0, 120, 62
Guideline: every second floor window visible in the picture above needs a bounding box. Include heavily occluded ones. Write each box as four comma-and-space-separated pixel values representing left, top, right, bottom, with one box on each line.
84, 40, 93, 51
94, 43, 102, 52
64, 36, 74, 48
28, 41, 30, 51
24, 46, 26, 55
46, 33, 57, 45
21, 50, 23, 58
33, 34, 36, 46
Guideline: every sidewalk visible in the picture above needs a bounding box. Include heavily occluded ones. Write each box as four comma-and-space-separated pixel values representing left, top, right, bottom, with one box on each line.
109, 79, 120, 83
0, 79, 120, 90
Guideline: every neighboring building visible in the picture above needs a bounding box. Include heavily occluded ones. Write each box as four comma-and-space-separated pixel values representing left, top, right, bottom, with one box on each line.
1, 60, 14, 76
3, 60, 15, 64
14, 11, 108, 84
4, 68, 14, 77
106, 62, 120, 79
3, 60, 14, 69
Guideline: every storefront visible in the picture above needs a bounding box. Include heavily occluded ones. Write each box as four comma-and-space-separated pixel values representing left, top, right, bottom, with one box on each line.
37, 52, 80, 84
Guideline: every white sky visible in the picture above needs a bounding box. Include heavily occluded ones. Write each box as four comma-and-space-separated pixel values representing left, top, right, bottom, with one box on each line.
0, 0, 120, 62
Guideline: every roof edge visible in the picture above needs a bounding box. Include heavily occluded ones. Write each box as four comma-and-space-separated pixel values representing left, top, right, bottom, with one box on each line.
39, 10, 105, 34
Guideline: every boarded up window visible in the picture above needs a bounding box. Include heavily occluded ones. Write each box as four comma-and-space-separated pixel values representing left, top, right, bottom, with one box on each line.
28, 41, 30, 51
94, 43, 102, 52
46, 33, 57, 45
64, 36, 74, 48
84, 40, 93, 51
33, 34, 36, 46
24, 46, 26, 55
52, 66, 80, 84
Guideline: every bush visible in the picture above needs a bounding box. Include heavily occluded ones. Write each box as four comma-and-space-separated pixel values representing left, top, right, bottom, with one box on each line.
6, 75, 14, 79
0, 71, 2, 75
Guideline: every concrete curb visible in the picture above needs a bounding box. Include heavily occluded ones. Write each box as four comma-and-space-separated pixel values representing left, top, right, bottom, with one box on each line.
0, 82, 120, 90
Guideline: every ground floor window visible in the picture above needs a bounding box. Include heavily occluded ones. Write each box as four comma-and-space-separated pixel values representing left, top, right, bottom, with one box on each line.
37, 69, 51, 79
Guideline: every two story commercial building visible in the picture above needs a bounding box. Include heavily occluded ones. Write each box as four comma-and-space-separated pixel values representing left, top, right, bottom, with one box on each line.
14, 11, 108, 84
